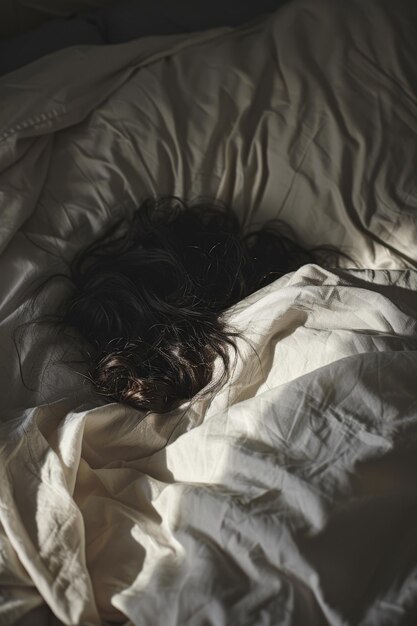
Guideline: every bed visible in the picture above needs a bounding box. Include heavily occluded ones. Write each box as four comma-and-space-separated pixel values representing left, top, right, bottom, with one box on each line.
1, 0, 417, 624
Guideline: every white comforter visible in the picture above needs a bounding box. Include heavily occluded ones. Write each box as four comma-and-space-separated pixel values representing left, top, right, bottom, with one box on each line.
1, 0, 417, 624
2, 266, 417, 626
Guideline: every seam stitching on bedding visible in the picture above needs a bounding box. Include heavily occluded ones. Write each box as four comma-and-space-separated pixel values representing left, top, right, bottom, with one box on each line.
0, 108, 66, 143
0, 15, 268, 144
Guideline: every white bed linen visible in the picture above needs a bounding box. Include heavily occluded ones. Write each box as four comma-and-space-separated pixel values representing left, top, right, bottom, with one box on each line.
1, 0, 417, 624
0, 0, 415, 416
2, 266, 417, 625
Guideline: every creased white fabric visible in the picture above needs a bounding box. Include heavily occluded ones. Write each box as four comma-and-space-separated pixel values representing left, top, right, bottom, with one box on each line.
1, 0, 417, 624
2, 266, 417, 625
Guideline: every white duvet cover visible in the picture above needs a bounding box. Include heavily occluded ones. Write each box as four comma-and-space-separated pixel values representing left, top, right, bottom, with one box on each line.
0, 0, 417, 624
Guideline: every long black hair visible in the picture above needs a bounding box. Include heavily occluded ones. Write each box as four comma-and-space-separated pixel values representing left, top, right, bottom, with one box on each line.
47, 196, 319, 413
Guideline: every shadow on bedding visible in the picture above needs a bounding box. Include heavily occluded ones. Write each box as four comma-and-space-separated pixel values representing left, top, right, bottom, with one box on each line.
297, 444, 417, 624
193, 351, 417, 626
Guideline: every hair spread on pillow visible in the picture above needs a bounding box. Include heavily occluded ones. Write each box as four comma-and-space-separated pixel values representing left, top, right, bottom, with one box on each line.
62, 196, 316, 413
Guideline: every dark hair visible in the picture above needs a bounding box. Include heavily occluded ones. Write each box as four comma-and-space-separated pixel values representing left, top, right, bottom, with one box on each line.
57, 196, 317, 413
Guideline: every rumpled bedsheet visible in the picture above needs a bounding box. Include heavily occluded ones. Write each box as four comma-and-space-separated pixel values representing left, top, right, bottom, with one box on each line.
0, 0, 417, 624
2, 266, 417, 625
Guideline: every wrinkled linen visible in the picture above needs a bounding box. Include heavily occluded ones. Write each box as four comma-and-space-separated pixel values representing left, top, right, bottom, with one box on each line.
1, 0, 417, 624
2, 266, 417, 626
0, 0, 416, 266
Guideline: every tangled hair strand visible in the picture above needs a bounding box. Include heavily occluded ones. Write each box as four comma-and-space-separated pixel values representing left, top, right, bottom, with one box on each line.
55, 196, 319, 413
